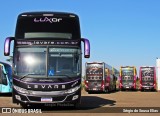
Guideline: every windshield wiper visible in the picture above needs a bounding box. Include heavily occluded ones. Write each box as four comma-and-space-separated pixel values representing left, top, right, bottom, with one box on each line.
20, 73, 36, 80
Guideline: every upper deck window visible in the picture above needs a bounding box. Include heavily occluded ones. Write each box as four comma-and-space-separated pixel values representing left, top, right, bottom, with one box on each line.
25, 32, 72, 39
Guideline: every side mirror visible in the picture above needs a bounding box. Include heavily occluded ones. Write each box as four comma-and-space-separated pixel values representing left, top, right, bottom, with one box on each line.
4, 37, 14, 56
81, 38, 90, 58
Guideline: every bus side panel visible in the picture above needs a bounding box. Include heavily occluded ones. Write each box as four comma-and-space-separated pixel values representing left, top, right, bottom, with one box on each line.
139, 67, 142, 90
154, 67, 156, 90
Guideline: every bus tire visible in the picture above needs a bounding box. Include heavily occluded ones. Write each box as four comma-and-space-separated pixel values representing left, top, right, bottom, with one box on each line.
104, 89, 107, 93
152, 89, 156, 92
120, 88, 124, 91
105, 88, 110, 93
73, 103, 79, 109
104, 87, 107, 93
20, 103, 30, 108
114, 85, 117, 91
88, 92, 92, 94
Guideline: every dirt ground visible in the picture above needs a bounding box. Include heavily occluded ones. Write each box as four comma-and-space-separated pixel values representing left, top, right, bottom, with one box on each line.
0, 90, 160, 115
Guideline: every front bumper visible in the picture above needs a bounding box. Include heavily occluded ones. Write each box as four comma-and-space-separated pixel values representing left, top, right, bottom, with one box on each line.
121, 85, 135, 90
141, 86, 155, 90
13, 88, 81, 105
85, 87, 103, 92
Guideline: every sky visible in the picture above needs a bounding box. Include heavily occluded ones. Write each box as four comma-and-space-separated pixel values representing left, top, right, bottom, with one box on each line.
0, 0, 160, 75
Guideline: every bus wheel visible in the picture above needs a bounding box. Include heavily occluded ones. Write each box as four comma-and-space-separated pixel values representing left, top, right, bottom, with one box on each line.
120, 88, 124, 91
114, 85, 117, 91
88, 92, 92, 94
105, 88, 109, 93
20, 103, 30, 108
151, 89, 156, 92
73, 103, 79, 109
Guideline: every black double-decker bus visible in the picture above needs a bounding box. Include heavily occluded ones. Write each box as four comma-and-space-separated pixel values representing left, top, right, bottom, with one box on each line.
4, 12, 90, 108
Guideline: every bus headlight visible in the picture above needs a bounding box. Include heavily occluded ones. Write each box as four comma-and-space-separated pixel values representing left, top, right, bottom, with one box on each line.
13, 85, 29, 94
65, 85, 80, 94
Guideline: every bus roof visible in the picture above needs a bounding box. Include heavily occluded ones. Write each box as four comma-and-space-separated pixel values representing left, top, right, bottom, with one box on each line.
140, 66, 155, 68
121, 66, 135, 68
86, 62, 105, 64
18, 12, 79, 18
86, 62, 119, 74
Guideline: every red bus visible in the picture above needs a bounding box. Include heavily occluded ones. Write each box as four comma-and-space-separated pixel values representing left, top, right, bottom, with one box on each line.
84, 62, 119, 93
119, 66, 137, 91
139, 66, 156, 91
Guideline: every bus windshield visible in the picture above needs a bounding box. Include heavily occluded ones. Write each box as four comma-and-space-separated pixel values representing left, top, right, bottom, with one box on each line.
14, 47, 80, 78
141, 68, 154, 82
48, 48, 81, 77
4, 65, 12, 84
86, 63, 103, 80
122, 69, 134, 82
0, 65, 8, 86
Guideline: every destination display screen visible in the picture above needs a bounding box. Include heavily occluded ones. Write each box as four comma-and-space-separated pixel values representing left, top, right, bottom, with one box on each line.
16, 40, 80, 46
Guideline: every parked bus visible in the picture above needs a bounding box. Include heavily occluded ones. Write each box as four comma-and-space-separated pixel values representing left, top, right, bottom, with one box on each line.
84, 62, 119, 93
4, 12, 90, 107
119, 66, 137, 90
0, 62, 12, 93
139, 66, 156, 91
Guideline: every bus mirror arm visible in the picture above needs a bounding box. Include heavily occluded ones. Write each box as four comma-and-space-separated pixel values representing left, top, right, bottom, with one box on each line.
4, 37, 14, 56
81, 38, 90, 58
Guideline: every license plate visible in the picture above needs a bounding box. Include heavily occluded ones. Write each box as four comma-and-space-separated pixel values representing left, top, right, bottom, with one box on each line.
126, 86, 129, 88
41, 98, 52, 102
146, 87, 149, 89
93, 88, 97, 90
